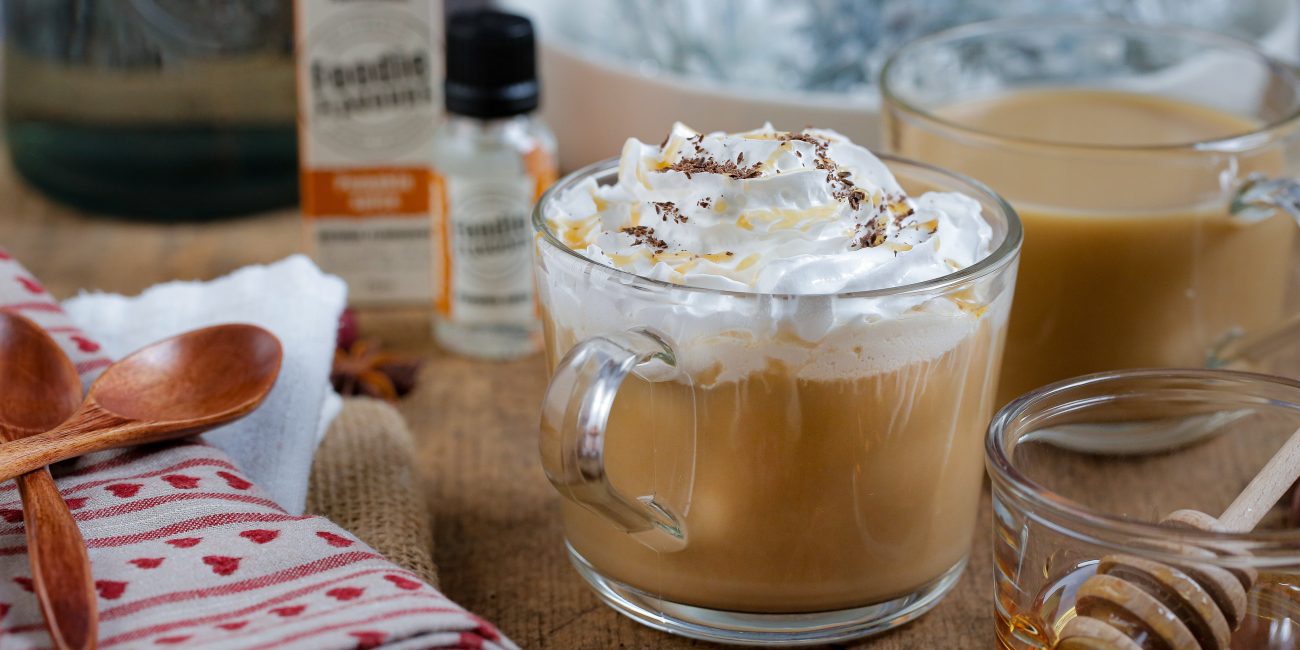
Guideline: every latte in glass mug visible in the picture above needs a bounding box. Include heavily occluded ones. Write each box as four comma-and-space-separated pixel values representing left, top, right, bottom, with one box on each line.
535, 124, 1020, 644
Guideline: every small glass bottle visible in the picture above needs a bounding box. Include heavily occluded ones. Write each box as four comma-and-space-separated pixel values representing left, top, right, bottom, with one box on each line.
431, 9, 556, 360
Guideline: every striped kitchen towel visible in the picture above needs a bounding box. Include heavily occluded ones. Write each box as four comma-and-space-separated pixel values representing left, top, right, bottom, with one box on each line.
0, 251, 515, 649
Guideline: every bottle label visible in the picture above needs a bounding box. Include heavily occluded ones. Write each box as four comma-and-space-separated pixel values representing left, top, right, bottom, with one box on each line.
434, 174, 536, 323
296, 0, 441, 306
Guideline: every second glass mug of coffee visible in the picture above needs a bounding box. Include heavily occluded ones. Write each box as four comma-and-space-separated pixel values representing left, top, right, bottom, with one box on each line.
535, 157, 1021, 644
882, 19, 1300, 407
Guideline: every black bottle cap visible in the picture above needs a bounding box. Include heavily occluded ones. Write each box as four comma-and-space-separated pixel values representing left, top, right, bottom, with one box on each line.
445, 9, 539, 118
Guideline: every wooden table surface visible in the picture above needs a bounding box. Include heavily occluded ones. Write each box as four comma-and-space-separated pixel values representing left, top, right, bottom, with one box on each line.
0, 162, 1052, 650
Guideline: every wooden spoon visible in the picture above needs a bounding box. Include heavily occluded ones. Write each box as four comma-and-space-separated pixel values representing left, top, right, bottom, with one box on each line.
0, 323, 282, 483
0, 312, 96, 650
1058, 426, 1300, 650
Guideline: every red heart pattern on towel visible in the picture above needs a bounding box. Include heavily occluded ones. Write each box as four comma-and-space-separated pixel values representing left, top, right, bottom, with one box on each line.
216, 470, 253, 490
70, 335, 100, 353
161, 474, 200, 489
383, 574, 422, 591
316, 531, 354, 548
351, 630, 388, 649
106, 483, 142, 498
202, 556, 241, 576
326, 587, 365, 601
239, 529, 279, 544
96, 580, 128, 600
16, 276, 43, 294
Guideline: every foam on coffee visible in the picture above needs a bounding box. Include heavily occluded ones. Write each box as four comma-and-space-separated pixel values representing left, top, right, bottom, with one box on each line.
540, 124, 997, 383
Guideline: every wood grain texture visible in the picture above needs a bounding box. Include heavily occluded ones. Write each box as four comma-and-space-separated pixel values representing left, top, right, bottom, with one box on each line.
2, 158, 1295, 649
0, 311, 97, 650
1220, 426, 1300, 532
0, 324, 281, 482
1062, 427, 1300, 650
18, 468, 97, 650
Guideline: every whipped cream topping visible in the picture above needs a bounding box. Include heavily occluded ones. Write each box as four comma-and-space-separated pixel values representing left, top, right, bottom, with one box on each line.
537, 125, 1007, 383
547, 123, 992, 294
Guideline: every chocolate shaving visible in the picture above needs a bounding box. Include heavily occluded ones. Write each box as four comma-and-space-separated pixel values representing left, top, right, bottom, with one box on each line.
697, 197, 712, 209
893, 205, 916, 227
853, 217, 888, 249
653, 201, 687, 224
779, 131, 834, 171
662, 156, 763, 180
877, 192, 915, 227
620, 225, 669, 252
779, 131, 825, 147
783, 129, 863, 203
834, 189, 867, 211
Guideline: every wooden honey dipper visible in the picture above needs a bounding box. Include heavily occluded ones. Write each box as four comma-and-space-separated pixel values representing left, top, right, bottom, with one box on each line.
1056, 426, 1300, 650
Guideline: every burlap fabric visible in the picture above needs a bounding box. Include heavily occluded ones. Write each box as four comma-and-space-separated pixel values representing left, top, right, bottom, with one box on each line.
307, 397, 438, 586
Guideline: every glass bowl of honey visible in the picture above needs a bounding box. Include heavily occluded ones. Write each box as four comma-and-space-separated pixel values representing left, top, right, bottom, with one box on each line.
988, 369, 1300, 650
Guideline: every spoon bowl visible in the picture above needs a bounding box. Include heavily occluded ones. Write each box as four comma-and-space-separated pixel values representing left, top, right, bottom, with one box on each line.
90, 324, 281, 424
0, 311, 97, 650
0, 312, 83, 431
0, 323, 282, 483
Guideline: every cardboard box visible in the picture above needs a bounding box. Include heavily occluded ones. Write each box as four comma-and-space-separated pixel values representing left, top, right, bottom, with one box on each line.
296, 0, 442, 306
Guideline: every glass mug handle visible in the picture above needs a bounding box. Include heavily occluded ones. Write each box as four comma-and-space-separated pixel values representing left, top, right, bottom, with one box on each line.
539, 327, 690, 552
1210, 174, 1300, 367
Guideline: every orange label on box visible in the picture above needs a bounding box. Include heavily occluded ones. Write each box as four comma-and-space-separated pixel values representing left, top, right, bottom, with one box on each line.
301, 168, 431, 218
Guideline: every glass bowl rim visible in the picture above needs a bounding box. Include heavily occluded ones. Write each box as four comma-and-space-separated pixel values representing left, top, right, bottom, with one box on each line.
879, 17, 1300, 154
987, 367, 1300, 549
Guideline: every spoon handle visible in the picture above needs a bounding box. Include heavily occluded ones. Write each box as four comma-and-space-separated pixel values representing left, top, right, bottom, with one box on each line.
19, 467, 98, 650
0, 430, 97, 482
0, 411, 154, 483
1219, 426, 1300, 532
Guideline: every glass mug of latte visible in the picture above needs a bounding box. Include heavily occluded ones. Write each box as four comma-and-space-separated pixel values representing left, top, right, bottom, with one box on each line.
882, 20, 1300, 406
535, 125, 1021, 645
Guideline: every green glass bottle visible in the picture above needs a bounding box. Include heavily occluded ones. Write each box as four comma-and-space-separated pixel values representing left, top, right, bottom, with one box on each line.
3, 1, 298, 220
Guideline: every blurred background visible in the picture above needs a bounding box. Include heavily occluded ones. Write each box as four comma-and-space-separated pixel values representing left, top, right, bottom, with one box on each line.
0, 0, 1296, 221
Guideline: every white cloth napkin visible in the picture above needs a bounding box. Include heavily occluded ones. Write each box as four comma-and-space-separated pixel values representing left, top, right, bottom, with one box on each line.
61, 255, 347, 515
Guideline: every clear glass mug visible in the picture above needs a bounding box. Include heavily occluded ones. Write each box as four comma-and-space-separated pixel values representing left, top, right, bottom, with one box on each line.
881, 20, 1300, 407
535, 157, 1022, 644
988, 369, 1300, 650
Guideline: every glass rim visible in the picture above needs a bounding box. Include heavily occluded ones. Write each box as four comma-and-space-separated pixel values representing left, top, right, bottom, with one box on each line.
880, 17, 1300, 154
986, 367, 1300, 549
531, 155, 1023, 301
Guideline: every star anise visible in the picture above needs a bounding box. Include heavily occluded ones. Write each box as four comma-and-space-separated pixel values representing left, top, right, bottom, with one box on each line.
331, 339, 421, 401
